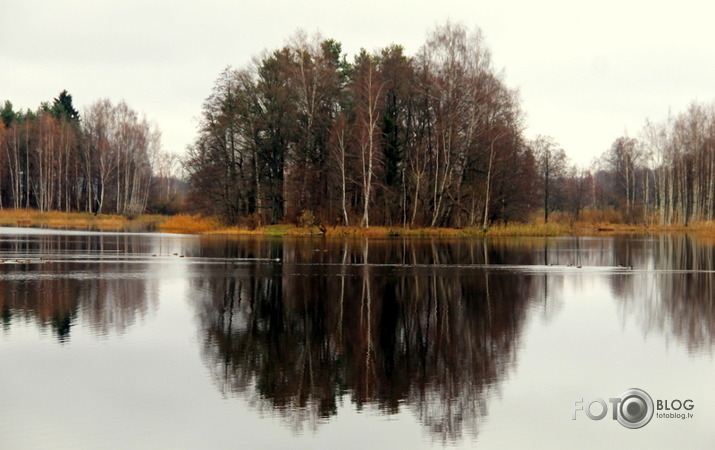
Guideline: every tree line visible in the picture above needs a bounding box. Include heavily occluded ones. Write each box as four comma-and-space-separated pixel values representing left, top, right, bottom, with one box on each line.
592, 102, 715, 225
0, 91, 182, 215
5, 23, 715, 227
186, 22, 715, 229
185, 23, 536, 228
535, 101, 715, 227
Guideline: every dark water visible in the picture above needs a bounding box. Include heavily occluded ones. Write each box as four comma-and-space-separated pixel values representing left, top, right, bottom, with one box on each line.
1, 228, 714, 449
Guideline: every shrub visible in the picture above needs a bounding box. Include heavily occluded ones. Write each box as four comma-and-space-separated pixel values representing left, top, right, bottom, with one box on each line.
298, 209, 316, 228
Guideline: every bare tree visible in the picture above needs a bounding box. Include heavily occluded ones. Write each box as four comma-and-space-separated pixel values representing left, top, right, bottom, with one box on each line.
532, 135, 567, 223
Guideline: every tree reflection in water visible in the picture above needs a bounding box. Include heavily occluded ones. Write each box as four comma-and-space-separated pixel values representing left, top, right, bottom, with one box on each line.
192, 238, 542, 442
191, 235, 715, 441
3, 231, 714, 443
0, 233, 160, 341
609, 235, 715, 353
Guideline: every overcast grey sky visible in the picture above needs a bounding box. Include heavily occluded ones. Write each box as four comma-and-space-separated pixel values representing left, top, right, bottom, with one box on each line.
2, 0, 714, 166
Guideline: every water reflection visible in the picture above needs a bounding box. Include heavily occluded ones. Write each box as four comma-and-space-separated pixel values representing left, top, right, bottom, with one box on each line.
0, 230, 173, 341
187, 236, 715, 441
191, 238, 547, 442
609, 235, 715, 353
3, 230, 715, 446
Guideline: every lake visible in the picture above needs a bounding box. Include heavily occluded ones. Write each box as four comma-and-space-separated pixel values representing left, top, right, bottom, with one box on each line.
1, 228, 713, 449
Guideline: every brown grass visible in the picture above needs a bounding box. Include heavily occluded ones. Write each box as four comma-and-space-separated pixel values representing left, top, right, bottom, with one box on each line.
0, 209, 166, 231
158, 217, 710, 238
201, 224, 568, 238
158, 214, 221, 234
10, 208, 715, 238
485, 222, 573, 236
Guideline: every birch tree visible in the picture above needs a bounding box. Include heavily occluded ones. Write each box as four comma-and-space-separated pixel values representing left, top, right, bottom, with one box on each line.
353, 50, 384, 227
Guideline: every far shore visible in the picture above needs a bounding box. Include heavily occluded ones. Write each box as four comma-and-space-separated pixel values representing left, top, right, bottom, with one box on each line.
2, 209, 715, 238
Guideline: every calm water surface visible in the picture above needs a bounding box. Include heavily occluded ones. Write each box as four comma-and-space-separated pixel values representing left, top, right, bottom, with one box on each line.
1, 228, 714, 449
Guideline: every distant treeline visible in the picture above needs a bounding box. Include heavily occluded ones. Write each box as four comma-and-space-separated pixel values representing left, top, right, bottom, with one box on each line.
594, 103, 715, 226
0, 91, 183, 215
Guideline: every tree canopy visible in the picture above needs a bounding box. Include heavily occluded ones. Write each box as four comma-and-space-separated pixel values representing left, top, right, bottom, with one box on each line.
185, 23, 535, 227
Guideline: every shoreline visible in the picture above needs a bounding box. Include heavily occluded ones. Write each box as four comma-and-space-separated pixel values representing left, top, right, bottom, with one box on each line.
2, 209, 715, 238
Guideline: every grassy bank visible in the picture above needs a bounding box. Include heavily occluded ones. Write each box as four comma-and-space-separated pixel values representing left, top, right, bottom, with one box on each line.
4, 209, 715, 237
170, 215, 715, 237
157, 213, 683, 237
157, 214, 571, 236
0, 209, 167, 231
